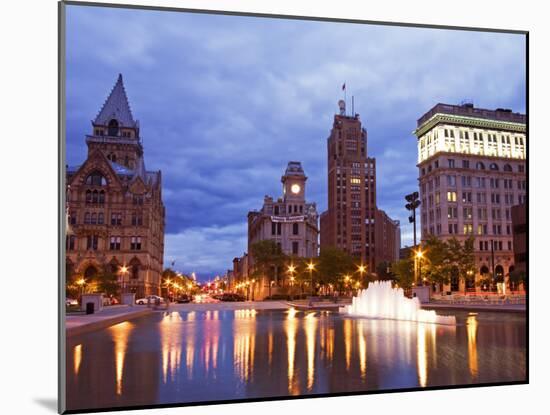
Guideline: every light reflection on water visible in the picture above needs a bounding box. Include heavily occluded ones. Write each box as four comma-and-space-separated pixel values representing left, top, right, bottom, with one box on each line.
67, 309, 526, 411
108, 321, 134, 396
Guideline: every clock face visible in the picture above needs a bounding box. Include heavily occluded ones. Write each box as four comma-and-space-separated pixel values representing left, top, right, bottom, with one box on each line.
291, 184, 301, 194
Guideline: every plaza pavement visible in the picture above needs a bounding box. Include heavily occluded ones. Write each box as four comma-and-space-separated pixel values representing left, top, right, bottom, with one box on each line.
66, 305, 154, 337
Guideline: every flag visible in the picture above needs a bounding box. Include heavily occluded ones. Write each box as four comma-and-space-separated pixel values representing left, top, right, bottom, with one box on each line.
342, 83, 346, 91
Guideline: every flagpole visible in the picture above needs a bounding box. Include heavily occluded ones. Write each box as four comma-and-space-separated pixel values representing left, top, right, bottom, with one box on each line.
344, 87, 347, 115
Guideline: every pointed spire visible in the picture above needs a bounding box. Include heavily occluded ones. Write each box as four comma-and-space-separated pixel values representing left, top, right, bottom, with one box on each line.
94, 74, 137, 128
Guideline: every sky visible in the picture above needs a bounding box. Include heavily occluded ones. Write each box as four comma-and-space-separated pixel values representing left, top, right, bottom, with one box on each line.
65, 5, 526, 281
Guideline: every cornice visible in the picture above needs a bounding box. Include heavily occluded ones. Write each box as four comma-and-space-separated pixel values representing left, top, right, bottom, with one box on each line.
414, 113, 526, 138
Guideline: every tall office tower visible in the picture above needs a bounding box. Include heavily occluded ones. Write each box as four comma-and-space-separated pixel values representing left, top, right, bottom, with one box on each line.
415, 102, 526, 292
320, 100, 377, 272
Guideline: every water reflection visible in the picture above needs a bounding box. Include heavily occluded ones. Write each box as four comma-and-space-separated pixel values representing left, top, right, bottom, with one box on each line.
357, 321, 367, 379
417, 323, 428, 387
286, 308, 298, 394
305, 312, 317, 390
234, 309, 256, 383
160, 311, 183, 383
467, 314, 478, 379
66, 309, 527, 411
344, 318, 352, 370
73, 344, 82, 376
108, 321, 134, 395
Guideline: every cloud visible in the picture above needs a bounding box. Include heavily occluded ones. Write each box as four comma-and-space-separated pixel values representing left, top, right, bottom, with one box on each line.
65, 5, 526, 278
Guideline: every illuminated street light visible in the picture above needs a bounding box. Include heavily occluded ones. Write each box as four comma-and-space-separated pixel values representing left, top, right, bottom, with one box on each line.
307, 261, 315, 299
416, 248, 424, 284
357, 264, 366, 288
119, 265, 129, 293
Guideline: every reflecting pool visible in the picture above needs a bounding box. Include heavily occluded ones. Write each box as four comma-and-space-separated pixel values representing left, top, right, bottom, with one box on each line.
66, 308, 526, 411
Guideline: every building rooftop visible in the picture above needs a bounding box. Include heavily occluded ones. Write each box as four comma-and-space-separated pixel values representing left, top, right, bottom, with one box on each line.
417, 103, 526, 128
93, 74, 138, 128
284, 161, 305, 176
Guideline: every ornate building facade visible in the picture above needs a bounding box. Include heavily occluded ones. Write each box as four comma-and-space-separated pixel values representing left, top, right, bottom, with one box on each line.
415, 102, 526, 292
248, 161, 319, 298
66, 74, 165, 298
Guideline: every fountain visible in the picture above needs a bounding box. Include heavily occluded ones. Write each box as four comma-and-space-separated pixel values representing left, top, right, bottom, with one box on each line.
344, 280, 456, 325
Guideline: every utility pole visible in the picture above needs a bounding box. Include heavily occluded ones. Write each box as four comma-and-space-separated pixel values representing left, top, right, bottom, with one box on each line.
405, 192, 421, 284
405, 192, 421, 248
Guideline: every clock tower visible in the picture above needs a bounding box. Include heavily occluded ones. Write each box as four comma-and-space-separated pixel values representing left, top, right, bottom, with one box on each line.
282, 161, 306, 203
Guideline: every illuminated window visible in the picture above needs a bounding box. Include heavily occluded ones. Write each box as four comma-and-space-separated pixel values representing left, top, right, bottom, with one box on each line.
447, 191, 457, 202
463, 224, 473, 234
350, 177, 361, 184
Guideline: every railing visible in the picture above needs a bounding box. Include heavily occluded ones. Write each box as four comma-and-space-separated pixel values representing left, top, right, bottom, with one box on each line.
431, 292, 526, 305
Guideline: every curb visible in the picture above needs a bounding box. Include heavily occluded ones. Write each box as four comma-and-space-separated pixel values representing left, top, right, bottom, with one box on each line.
66, 308, 154, 338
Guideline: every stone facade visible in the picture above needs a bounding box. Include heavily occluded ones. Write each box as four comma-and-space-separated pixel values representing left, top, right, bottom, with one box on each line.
248, 161, 319, 298
414, 102, 526, 292
65, 74, 165, 298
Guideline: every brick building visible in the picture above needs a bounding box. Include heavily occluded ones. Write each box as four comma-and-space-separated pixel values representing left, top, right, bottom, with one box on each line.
320, 100, 399, 274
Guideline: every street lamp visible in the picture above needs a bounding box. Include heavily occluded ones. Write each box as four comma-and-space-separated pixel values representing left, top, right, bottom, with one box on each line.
287, 264, 296, 300
307, 261, 315, 297
76, 277, 86, 301
119, 265, 129, 294
416, 249, 424, 285
357, 264, 366, 287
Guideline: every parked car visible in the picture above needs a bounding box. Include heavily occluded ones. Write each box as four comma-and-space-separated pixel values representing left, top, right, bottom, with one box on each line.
66, 298, 78, 306
220, 293, 246, 302
136, 295, 165, 305
176, 294, 192, 303
102, 296, 119, 306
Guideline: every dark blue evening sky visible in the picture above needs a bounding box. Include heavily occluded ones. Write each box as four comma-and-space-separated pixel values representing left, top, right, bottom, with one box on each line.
65, 5, 526, 280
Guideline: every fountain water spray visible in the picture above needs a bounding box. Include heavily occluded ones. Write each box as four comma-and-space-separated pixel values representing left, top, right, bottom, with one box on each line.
345, 280, 456, 325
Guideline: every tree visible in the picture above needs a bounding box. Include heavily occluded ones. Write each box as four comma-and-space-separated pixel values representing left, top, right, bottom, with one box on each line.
423, 235, 451, 287
422, 236, 476, 291
509, 269, 527, 291
250, 240, 287, 292
317, 247, 355, 290
94, 271, 120, 298
391, 258, 414, 289
376, 261, 393, 280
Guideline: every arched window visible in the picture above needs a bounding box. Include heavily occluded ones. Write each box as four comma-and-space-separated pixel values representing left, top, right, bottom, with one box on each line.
503, 164, 512, 172
85, 190, 92, 204
489, 163, 499, 171
91, 213, 97, 224
84, 212, 91, 224
99, 190, 105, 204
130, 258, 141, 280
92, 190, 99, 204
480, 265, 489, 275
107, 153, 117, 163
85, 171, 107, 186
476, 162, 485, 170
108, 119, 119, 136
98, 213, 104, 224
